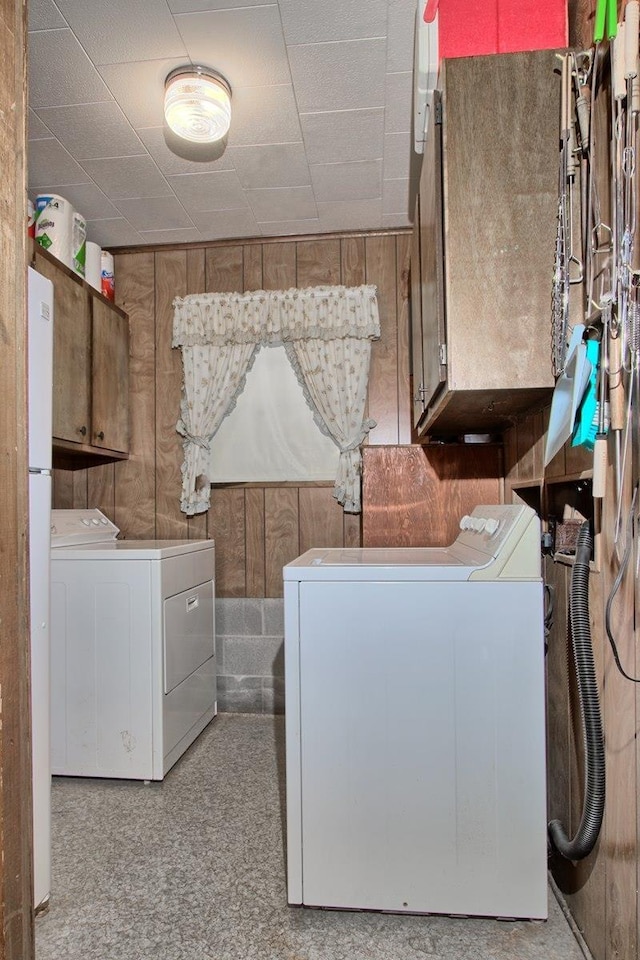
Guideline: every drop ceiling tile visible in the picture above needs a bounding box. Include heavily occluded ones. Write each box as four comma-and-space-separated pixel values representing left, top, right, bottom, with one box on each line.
29, 138, 92, 189
80, 156, 171, 200
227, 142, 310, 189
189, 207, 260, 239
310, 160, 382, 203
174, 6, 291, 87
317, 198, 383, 231
29, 0, 67, 30
169, 0, 258, 10
386, 0, 416, 73
29, 29, 113, 108
53, 0, 187, 65
98, 58, 187, 129
258, 219, 322, 237
35, 102, 145, 160
246, 186, 317, 223
385, 72, 412, 134
279, 0, 387, 44
168, 169, 248, 213
288, 39, 386, 113
382, 212, 412, 228
226, 84, 302, 147
84, 218, 143, 247
29, 181, 119, 221
382, 178, 411, 216
28, 110, 52, 141
137, 127, 235, 175
300, 108, 384, 164
139, 227, 203, 245
383, 130, 412, 180
113, 196, 194, 231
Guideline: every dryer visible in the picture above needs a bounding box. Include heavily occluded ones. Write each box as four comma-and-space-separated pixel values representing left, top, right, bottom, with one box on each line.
284, 504, 547, 920
51, 509, 217, 780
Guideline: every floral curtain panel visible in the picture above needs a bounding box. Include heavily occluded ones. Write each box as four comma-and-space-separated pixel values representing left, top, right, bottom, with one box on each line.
173, 284, 380, 516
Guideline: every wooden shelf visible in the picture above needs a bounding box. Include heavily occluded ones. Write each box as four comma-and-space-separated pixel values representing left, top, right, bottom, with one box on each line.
52, 438, 129, 470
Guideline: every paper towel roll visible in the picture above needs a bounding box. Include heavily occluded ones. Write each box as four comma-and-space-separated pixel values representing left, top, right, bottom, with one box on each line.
101, 251, 115, 301
72, 210, 86, 278
27, 198, 35, 238
85, 241, 102, 292
35, 194, 73, 268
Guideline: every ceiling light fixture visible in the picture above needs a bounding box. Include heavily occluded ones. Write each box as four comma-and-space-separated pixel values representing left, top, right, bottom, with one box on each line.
164, 66, 232, 144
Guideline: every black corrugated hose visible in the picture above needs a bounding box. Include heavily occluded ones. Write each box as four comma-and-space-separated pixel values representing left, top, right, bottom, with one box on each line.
548, 521, 605, 860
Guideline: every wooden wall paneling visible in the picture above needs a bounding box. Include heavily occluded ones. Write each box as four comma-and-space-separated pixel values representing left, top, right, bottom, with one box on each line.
503, 423, 519, 484
52, 469, 75, 509
243, 243, 263, 292
295, 238, 341, 287
87, 463, 115, 518
264, 488, 300, 597
114, 252, 157, 538
544, 558, 571, 830
155, 250, 189, 539
366, 235, 400, 444
299, 486, 344, 552
205, 244, 243, 294
245, 487, 266, 597
396, 234, 412, 444
262, 241, 296, 290
565, 569, 607, 960
602, 455, 637, 960
516, 412, 543, 482
185, 248, 208, 542
564, 436, 593, 476
340, 236, 366, 285
209, 488, 246, 597
72, 469, 88, 507
543, 405, 567, 478
0, 0, 32, 953
343, 511, 362, 548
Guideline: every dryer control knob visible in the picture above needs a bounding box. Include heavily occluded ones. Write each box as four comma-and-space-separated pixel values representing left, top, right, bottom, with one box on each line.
474, 519, 487, 533
485, 518, 500, 536
81, 519, 90, 526
459, 515, 472, 530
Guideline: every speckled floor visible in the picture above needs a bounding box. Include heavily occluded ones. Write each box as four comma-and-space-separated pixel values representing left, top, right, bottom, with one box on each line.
37, 714, 587, 960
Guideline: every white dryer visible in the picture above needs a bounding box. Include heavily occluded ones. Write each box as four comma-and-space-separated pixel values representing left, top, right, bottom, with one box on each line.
284, 504, 547, 920
51, 509, 216, 781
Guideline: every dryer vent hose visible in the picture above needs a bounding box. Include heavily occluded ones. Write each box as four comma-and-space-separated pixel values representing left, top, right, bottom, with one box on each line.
548, 521, 605, 860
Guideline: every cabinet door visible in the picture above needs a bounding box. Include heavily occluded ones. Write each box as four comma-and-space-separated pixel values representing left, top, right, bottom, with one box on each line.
35, 250, 91, 444
410, 197, 425, 428
419, 90, 446, 415
91, 297, 130, 453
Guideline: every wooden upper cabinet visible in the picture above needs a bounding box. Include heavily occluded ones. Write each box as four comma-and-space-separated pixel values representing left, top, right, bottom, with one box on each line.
34, 246, 130, 462
91, 297, 129, 453
35, 249, 91, 444
416, 51, 559, 438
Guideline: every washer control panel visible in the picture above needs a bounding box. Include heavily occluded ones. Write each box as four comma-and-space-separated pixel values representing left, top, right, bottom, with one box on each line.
51, 509, 119, 548
454, 505, 536, 563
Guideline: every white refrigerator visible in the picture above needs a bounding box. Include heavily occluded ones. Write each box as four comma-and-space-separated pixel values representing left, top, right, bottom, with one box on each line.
27, 266, 54, 910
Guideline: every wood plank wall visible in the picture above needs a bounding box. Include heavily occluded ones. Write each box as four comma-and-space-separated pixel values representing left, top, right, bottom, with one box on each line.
0, 0, 34, 956
504, 403, 637, 960
53, 231, 413, 597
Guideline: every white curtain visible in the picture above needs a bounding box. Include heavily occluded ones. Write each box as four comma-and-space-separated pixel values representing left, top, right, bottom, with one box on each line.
173, 284, 380, 516
177, 342, 257, 515
284, 339, 375, 513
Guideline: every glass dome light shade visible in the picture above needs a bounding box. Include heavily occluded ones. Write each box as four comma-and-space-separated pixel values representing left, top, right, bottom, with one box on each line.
164, 68, 231, 144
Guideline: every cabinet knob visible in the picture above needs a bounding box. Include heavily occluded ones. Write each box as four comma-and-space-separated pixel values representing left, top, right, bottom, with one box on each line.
96, 430, 105, 442
78, 425, 87, 437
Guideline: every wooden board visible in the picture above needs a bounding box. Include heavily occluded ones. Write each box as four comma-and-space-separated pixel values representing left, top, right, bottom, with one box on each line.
265, 488, 299, 597
366, 235, 399, 444
362, 445, 502, 547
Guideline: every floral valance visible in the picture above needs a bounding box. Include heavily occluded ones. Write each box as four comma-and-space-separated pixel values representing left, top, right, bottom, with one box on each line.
172, 283, 380, 347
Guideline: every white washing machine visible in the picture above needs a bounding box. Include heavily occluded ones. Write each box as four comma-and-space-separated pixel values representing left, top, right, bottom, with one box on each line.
284, 504, 547, 920
51, 509, 217, 781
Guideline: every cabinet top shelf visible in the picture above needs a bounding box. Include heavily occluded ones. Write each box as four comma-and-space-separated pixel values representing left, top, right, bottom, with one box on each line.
31, 240, 127, 320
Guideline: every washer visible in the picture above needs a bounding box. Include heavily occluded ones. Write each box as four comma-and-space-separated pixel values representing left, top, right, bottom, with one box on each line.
284, 504, 547, 920
51, 509, 217, 781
